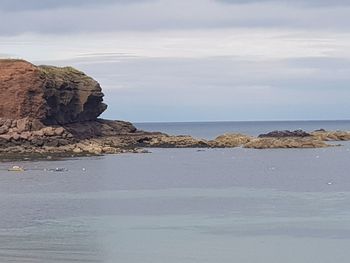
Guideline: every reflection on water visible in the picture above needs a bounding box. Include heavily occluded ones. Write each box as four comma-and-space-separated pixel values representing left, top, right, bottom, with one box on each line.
1, 144, 350, 262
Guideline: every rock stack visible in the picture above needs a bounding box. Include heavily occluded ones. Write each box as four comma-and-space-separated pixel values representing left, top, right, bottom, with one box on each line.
0, 59, 107, 124
0, 59, 147, 156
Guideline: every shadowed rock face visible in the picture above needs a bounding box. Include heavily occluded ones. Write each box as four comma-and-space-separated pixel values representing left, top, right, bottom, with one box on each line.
40, 65, 107, 125
0, 59, 107, 125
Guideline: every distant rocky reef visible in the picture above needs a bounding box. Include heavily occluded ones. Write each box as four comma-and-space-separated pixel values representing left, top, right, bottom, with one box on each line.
0, 59, 349, 159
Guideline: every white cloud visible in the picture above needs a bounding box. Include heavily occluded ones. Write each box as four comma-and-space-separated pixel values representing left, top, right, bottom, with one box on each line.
1, 0, 350, 121
2, 29, 349, 62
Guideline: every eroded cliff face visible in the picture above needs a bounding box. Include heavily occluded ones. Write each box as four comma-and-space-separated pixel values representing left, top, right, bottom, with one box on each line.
40, 65, 107, 125
0, 59, 107, 125
0, 60, 47, 120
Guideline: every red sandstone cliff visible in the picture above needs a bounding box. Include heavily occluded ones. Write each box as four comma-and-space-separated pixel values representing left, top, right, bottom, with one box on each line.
0, 59, 107, 125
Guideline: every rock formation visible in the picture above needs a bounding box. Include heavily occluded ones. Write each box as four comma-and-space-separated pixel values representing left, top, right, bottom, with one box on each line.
209, 133, 253, 147
244, 137, 328, 149
311, 130, 350, 141
258, 130, 311, 138
0, 59, 107, 125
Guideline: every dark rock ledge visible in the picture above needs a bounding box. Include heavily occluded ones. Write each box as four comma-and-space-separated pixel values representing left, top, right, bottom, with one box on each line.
0, 59, 349, 159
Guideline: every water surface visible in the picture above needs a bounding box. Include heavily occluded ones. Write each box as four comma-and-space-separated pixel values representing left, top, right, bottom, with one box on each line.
1, 121, 350, 262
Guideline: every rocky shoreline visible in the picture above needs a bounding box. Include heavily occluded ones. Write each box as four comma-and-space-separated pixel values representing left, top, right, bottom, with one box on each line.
1, 118, 349, 159
1, 59, 349, 160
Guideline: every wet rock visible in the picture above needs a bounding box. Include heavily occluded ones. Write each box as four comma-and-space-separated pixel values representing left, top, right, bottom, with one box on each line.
258, 130, 311, 138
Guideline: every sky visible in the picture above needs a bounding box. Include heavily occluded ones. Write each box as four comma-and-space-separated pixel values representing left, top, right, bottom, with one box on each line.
0, 0, 350, 122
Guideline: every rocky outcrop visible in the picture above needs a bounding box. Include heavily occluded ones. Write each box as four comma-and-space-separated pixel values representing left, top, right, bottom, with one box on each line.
143, 135, 209, 148
258, 130, 311, 138
311, 130, 350, 141
209, 133, 253, 147
63, 119, 138, 139
244, 137, 329, 149
40, 66, 107, 125
0, 59, 107, 125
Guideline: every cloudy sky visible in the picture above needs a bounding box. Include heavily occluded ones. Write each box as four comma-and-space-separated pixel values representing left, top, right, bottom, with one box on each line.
1, 0, 350, 122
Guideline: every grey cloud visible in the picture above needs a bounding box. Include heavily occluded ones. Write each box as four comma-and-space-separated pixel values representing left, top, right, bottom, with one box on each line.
0, 0, 350, 35
0, 0, 150, 12
284, 57, 350, 70
36, 55, 350, 121
217, 0, 350, 7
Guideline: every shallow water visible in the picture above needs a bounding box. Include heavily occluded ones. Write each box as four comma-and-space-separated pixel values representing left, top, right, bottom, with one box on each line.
1, 141, 350, 262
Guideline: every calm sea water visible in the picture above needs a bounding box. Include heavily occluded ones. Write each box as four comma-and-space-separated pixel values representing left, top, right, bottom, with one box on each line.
1, 121, 350, 263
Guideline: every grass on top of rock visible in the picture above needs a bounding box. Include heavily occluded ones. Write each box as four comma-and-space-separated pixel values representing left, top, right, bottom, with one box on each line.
39, 65, 84, 78
0, 58, 28, 63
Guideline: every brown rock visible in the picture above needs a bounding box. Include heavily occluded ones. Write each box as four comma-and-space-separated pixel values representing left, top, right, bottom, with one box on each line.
0, 59, 107, 125
311, 130, 350, 141
10, 120, 17, 128
54, 127, 65, 136
10, 132, 20, 141
16, 118, 31, 132
0, 125, 9, 135
42, 127, 56, 136
244, 137, 329, 149
147, 135, 209, 148
19, 131, 31, 140
209, 133, 253, 147
31, 119, 45, 131
0, 134, 11, 141
32, 130, 45, 137
4, 119, 12, 127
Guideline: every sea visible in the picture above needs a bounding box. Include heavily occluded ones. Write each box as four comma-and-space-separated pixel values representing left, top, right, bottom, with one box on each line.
1, 120, 350, 263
